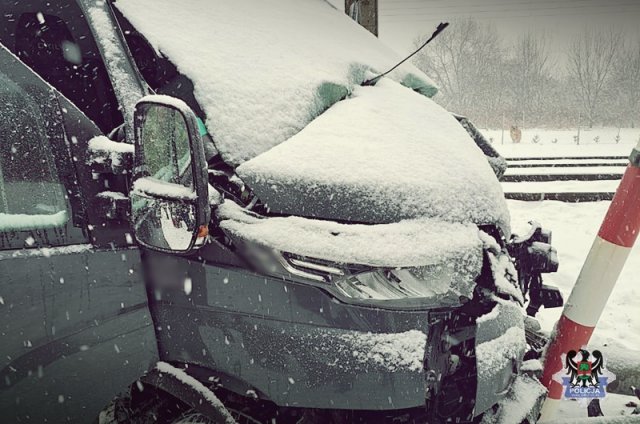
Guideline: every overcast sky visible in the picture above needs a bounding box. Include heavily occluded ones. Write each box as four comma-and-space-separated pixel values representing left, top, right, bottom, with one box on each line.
330, 0, 640, 71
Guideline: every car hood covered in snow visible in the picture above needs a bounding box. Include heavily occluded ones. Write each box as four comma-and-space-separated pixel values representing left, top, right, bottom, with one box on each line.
116, 0, 509, 233
238, 79, 510, 233
115, 0, 438, 166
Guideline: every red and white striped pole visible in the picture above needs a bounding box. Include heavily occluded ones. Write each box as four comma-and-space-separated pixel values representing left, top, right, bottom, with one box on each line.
539, 142, 640, 421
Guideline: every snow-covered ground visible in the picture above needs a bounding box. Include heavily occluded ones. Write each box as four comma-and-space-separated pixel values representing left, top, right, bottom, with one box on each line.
491, 127, 638, 351
496, 129, 640, 419
508, 200, 640, 352
552, 393, 638, 421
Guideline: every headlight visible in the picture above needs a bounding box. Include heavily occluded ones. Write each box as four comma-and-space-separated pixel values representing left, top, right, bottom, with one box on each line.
279, 252, 480, 308
335, 268, 455, 300
226, 236, 481, 308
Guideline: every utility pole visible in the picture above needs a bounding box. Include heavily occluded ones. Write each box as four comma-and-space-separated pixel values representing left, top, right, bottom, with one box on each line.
345, 0, 378, 37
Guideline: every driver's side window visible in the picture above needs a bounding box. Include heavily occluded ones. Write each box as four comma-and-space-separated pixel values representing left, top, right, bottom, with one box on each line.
0, 54, 86, 250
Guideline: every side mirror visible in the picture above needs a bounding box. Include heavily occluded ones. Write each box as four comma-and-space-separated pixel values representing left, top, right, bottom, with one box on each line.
130, 95, 210, 253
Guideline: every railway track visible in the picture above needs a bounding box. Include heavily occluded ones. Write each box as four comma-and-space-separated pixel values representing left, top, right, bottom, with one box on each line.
502, 156, 626, 202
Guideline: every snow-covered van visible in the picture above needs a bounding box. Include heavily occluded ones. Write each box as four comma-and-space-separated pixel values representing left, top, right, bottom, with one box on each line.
0, 0, 562, 423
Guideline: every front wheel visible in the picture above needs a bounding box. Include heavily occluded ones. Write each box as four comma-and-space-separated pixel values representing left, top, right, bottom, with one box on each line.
174, 409, 261, 424
98, 391, 242, 424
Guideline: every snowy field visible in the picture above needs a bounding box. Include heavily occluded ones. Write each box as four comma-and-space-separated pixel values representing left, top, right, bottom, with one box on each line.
490, 127, 640, 351
508, 200, 640, 352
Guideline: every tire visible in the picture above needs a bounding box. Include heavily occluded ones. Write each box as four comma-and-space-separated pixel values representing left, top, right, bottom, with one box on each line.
173, 408, 262, 424
99, 392, 265, 424
97, 392, 197, 424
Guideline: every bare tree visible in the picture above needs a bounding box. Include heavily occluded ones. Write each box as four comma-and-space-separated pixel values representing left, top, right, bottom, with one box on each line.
613, 40, 640, 127
411, 18, 506, 125
506, 33, 550, 128
567, 28, 622, 128
411, 21, 630, 129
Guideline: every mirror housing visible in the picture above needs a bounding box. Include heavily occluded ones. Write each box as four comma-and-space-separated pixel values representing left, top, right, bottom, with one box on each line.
130, 95, 210, 253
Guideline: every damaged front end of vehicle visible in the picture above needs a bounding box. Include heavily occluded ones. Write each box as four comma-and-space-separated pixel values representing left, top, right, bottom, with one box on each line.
105, 91, 568, 424
135, 207, 561, 424
104, 223, 559, 424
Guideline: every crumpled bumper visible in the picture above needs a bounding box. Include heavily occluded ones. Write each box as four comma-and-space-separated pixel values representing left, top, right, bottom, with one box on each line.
475, 300, 530, 415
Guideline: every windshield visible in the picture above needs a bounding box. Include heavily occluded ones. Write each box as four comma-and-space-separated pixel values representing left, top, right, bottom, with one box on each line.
114, 0, 437, 167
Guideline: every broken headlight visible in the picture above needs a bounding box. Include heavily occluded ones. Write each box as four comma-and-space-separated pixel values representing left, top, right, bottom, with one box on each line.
334, 267, 469, 302
235, 239, 482, 308
287, 254, 479, 307
337, 268, 440, 299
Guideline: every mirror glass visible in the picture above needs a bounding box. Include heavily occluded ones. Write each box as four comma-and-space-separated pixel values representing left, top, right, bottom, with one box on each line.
132, 102, 199, 252
131, 191, 196, 251
139, 104, 193, 188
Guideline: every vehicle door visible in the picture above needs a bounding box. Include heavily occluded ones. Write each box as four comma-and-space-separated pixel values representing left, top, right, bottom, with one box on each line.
0, 43, 156, 423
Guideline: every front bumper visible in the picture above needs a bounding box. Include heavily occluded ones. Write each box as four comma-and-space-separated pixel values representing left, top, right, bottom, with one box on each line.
145, 251, 529, 415
151, 261, 430, 410
475, 300, 528, 415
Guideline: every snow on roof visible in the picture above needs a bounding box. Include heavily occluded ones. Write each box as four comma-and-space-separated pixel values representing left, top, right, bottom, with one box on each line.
217, 200, 483, 269
238, 78, 510, 231
0, 211, 68, 231
7, 244, 93, 259
115, 0, 437, 165
86, 4, 144, 131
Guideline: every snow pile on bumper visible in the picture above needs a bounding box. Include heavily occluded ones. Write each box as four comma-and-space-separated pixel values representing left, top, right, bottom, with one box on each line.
336, 330, 427, 372
475, 300, 529, 415
115, 0, 438, 165
476, 326, 526, 382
